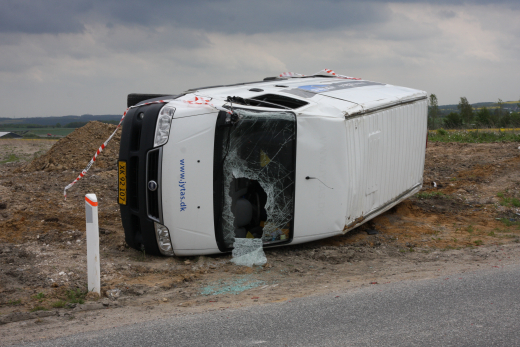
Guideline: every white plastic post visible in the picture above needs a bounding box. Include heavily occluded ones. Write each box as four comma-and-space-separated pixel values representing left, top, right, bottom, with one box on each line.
85, 194, 100, 294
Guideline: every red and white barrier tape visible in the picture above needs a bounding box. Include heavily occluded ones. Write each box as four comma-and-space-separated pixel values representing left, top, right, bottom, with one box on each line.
63, 97, 230, 200
279, 72, 305, 78
182, 96, 232, 114
63, 99, 170, 199
279, 68, 361, 80
316, 68, 361, 80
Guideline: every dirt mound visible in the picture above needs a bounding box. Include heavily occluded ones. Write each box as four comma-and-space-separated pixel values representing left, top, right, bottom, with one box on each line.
392, 200, 422, 217
22, 121, 121, 173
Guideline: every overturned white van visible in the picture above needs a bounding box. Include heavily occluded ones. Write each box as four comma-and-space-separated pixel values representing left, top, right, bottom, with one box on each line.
118, 72, 427, 256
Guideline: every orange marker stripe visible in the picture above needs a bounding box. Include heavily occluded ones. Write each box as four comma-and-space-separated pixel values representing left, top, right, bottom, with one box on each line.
85, 196, 98, 206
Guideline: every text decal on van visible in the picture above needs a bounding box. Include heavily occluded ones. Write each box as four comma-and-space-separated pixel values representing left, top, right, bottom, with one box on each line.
179, 159, 187, 211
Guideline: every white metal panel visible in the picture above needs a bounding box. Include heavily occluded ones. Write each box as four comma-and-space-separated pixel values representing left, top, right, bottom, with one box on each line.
344, 99, 427, 228
323, 85, 398, 111
366, 131, 381, 195
325, 84, 426, 110
296, 100, 344, 119
311, 95, 363, 116
293, 115, 348, 240
162, 111, 220, 253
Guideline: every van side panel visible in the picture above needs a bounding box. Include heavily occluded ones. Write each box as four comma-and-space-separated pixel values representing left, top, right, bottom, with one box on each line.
292, 116, 349, 241
344, 99, 427, 228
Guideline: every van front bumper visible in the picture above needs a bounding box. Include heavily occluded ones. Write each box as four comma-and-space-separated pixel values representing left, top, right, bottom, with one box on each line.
118, 103, 166, 255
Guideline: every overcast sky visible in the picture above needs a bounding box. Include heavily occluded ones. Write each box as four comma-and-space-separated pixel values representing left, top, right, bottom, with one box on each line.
1, 0, 519, 117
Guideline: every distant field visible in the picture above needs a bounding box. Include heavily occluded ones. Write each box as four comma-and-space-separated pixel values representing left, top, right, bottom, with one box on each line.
428, 128, 520, 143
0, 128, 74, 137
428, 128, 520, 133
0, 119, 24, 125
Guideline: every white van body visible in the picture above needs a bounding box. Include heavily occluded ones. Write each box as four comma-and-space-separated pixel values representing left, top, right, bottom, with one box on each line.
118, 76, 427, 256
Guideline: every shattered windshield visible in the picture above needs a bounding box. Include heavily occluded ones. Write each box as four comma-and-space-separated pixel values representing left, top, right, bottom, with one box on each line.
213, 108, 296, 250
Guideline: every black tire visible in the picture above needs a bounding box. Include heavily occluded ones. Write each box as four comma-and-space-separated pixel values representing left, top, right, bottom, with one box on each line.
127, 94, 176, 108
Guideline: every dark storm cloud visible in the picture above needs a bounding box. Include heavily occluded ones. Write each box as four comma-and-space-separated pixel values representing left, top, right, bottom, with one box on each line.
102, 0, 391, 34
0, 0, 391, 34
371, 0, 519, 4
0, 0, 517, 35
0, 0, 91, 34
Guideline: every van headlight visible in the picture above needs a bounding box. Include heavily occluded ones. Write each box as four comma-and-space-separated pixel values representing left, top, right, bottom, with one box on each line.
154, 106, 176, 147
154, 222, 174, 256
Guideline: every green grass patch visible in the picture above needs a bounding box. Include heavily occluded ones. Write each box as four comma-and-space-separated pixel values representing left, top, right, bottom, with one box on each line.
8, 299, 22, 306
52, 300, 67, 308
30, 306, 48, 312
474, 240, 483, 246
500, 197, 520, 208
0, 154, 19, 165
22, 132, 42, 139
499, 218, 520, 228
429, 129, 520, 143
436, 128, 449, 136
66, 288, 86, 304
398, 247, 416, 253
415, 192, 448, 199
133, 249, 148, 262
497, 191, 520, 208
493, 227, 510, 234
32, 292, 45, 303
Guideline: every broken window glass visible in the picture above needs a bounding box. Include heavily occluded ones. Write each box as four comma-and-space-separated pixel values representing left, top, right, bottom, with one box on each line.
231, 238, 267, 267
213, 108, 296, 250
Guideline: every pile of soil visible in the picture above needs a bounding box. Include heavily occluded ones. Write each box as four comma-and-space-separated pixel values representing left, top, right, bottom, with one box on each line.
22, 122, 121, 173
0, 122, 121, 246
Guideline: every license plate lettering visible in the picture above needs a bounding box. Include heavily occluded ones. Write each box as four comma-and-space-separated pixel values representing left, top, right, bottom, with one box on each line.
118, 161, 127, 205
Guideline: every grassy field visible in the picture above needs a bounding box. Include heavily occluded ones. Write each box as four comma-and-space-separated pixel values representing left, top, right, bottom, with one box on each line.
429, 128, 520, 143
429, 128, 520, 133
1, 128, 74, 137
0, 139, 57, 165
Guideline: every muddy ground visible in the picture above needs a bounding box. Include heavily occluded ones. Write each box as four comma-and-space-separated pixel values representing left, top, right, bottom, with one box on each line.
1, 124, 519, 344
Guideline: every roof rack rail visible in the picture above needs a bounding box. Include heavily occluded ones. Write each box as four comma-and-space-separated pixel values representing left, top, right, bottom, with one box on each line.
185, 84, 225, 92
263, 77, 286, 81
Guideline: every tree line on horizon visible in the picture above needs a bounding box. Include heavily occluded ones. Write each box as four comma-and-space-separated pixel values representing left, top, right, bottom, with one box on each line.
428, 95, 520, 129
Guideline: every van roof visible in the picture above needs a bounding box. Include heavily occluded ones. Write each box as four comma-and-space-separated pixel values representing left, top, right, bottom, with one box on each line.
186, 76, 427, 116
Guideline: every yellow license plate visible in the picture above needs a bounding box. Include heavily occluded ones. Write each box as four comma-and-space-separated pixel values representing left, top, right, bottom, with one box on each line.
118, 161, 127, 205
